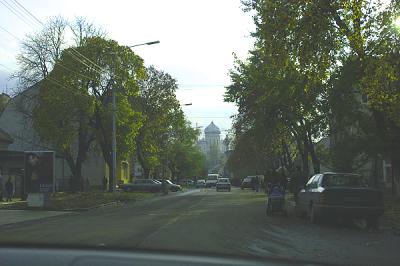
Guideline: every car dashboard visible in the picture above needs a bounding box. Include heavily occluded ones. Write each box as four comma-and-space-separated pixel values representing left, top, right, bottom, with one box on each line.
0, 245, 332, 266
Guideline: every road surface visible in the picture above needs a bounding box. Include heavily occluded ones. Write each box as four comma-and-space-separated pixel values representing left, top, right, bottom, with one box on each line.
0, 188, 398, 265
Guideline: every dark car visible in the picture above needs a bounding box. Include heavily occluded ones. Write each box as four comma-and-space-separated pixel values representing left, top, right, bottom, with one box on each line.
216, 178, 231, 192
296, 172, 384, 226
178, 179, 194, 187
121, 179, 162, 193
156, 179, 182, 192
241, 177, 253, 190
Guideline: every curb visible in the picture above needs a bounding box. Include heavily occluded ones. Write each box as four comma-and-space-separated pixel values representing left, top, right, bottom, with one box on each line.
61, 201, 121, 212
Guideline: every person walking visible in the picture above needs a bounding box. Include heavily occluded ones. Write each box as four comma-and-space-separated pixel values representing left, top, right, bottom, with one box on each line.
161, 179, 169, 195
102, 176, 108, 192
5, 177, 13, 202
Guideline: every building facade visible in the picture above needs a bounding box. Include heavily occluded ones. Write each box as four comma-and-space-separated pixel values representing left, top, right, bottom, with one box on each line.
0, 85, 132, 192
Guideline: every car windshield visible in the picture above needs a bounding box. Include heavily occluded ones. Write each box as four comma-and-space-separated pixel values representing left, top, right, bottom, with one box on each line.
0, 1, 399, 265
322, 174, 369, 188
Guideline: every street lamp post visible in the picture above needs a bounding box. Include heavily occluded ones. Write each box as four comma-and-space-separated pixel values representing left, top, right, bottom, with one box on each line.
110, 40, 160, 193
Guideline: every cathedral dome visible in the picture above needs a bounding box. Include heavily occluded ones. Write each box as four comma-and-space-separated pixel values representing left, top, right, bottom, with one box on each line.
204, 121, 220, 134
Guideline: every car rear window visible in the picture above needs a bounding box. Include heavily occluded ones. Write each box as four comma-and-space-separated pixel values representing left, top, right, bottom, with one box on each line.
322, 174, 369, 188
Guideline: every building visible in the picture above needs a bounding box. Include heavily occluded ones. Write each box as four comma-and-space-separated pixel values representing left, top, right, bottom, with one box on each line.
0, 84, 132, 192
198, 121, 228, 173
197, 121, 223, 154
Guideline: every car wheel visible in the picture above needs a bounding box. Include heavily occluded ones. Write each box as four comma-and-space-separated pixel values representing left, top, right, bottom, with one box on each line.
309, 204, 319, 224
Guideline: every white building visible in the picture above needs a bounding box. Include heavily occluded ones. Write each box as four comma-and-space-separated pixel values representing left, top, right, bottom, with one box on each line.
198, 121, 222, 154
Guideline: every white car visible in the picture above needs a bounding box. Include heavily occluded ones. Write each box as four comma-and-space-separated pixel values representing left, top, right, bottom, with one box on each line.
216, 178, 231, 192
206, 174, 219, 187
196, 179, 206, 188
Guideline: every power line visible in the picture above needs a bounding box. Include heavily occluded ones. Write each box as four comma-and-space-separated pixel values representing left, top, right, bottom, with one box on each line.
0, 0, 36, 29
178, 84, 228, 87
0, 12, 103, 82
11, 0, 43, 26
0, 63, 14, 72
188, 116, 232, 119
0, 25, 21, 41
3, 0, 106, 76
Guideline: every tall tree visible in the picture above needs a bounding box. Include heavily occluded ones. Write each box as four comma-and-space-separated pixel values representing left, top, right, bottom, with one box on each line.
34, 37, 145, 191
134, 66, 182, 178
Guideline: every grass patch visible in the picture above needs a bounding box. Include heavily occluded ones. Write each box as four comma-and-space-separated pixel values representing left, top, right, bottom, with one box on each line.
0, 192, 156, 211
48, 191, 155, 210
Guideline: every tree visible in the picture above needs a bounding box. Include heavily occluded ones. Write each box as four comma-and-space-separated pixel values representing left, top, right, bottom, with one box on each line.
0, 93, 10, 114
14, 16, 105, 90
34, 36, 145, 191
134, 66, 182, 178
166, 120, 204, 180
14, 16, 68, 88
226, 0, 400, 195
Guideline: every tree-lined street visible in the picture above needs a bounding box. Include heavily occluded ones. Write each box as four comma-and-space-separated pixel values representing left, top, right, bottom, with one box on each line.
0, 188, 398, 265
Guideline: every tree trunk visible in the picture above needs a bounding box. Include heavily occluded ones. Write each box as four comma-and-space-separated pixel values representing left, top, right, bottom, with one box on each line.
392, 157, 400, 198
143, 168, 150, 179
302, 137, 310, 184
307, 130, 320, 174
136, 134, 150, 179
283, 141, 293, 171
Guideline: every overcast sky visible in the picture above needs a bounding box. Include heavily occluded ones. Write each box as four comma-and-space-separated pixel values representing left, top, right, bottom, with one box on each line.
0, 0, 255, 135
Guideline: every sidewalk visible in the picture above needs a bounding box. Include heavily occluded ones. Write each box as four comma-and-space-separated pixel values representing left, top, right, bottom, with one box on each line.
0, 209, 71, 226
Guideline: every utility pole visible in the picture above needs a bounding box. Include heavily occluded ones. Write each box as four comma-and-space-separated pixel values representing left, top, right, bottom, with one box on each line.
111, 85, 117, 192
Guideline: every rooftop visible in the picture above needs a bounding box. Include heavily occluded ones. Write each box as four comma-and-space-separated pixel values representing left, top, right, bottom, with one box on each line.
204, 121, 220, 134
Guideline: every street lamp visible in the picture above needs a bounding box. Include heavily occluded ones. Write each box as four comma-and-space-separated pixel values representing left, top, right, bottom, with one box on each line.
110, 40, 160, 192
129, 40, 160, 48
181, 103, 192, 106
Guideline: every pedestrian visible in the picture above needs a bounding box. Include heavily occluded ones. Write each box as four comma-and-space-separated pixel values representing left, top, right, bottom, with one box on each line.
161, 179, 168, 195
292, 166, 303, 202
102, 176, 108, 192
5, 177, 13, 202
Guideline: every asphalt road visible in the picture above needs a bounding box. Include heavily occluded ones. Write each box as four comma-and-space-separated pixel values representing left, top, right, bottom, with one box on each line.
0, 188, 399, 265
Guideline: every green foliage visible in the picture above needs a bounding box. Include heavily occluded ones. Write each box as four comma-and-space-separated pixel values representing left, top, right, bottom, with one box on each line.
134, 66, 182, 177
33, 36, 145, 190
226, 0, 400, 190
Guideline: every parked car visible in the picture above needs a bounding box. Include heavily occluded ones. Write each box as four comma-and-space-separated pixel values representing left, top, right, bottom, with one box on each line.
216, 178, 231, 192
241, 177, 253, 190
296, 172, 384, 226
178, 179, 194, 187
121, 179, 162, 193
156, 179, 182, 192
196, 179, 206, 188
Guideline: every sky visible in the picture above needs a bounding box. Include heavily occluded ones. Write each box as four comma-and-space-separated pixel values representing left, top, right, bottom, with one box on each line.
0, 0, 255, 137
